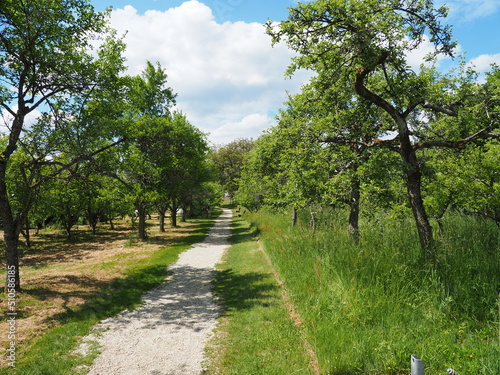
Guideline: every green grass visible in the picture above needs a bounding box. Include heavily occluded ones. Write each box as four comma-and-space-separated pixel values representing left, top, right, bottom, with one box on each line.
0, 213, 220, 375
204, 213, 316, 375
247, 208, 500, 375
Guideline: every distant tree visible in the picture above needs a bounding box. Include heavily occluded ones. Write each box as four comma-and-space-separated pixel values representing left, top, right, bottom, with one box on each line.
122, 61, 177, 239
211, 138, 254, 199
150, 112, 210, 228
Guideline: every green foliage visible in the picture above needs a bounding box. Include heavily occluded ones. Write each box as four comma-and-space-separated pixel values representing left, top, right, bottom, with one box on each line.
248, 209, 500, 374
127, 61, 177, 117
211, 138, 254, 198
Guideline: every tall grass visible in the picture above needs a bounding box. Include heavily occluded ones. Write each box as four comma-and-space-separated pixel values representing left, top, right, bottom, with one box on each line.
250, 208, 500, 374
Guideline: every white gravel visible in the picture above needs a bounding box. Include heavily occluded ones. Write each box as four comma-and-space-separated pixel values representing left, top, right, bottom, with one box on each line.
81, 209, 232, 375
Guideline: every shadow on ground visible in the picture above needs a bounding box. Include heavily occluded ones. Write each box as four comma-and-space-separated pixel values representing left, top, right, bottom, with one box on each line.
211, 269, 276, 314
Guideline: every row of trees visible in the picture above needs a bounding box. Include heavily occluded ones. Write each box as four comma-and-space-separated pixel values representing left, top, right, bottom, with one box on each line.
1, 0, 218, 291
237, 0, 499, 262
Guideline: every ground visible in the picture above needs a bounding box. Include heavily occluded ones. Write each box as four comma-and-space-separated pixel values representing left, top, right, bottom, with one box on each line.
0, 217, 199, 369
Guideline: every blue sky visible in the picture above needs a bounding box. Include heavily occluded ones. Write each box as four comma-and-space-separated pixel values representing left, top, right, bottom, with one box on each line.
92, 0, 293, 23
88, 0, 500, 145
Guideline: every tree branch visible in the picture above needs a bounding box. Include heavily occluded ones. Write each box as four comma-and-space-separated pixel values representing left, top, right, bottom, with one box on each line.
414, 128, 500, 151
30, 137, 127, 189
404, 99, 461, 118
321, 135, 401, 151
354, 51, 401, 122
421, 100, 461, 116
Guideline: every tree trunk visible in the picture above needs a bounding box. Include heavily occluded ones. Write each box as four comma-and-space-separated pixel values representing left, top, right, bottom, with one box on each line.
181, 204, 187, 222
87, 209, 99, 235
22, 216, 31, 247
136, 203, 148, 240
355, 66, 434, 260
158, 208, 167, 233
1, 162, 21, 292
291, 207, 298, 227
309, 208, 316, 234
348, 170, 360, 242
399, 131, 435, 261
170, 198, 178, 228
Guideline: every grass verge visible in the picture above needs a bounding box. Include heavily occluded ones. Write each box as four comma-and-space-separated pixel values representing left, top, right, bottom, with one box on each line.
0, 211, 220, 374
204, 212, 316, 375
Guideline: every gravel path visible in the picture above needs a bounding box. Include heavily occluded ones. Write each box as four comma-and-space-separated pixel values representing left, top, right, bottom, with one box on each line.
82, 209, 232, 375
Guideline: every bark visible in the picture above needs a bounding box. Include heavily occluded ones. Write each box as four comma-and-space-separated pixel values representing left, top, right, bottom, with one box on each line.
394, 114, 435, 261
291, 207, 298, 227
1, 162, 21, 292
309, 209, 316, 234
87, 210, 99, 235
21, 216, 31, 247
181, 204, 187, 222
404, 156, 434, 259
348, 168, 360, 243
136, 203, 148, 240
109, 218, 115, 230
158, 207, 167, 233
169, 197, 179, 228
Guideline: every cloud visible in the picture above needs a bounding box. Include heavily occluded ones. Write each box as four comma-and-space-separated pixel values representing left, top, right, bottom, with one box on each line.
109, 1, 309, 144
405, 35, 460, 71
468, 53, 500, 72
439, 0, 500, 21
209, 113, 272, 145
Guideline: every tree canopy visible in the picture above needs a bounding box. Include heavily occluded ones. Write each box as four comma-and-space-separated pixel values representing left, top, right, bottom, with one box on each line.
265, 0, 499, 260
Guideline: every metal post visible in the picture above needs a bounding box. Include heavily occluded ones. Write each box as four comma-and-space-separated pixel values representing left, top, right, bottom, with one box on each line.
411, 355, 425, 375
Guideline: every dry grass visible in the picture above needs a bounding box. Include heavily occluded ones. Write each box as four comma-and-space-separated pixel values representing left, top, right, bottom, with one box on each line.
0, 217, 199, 368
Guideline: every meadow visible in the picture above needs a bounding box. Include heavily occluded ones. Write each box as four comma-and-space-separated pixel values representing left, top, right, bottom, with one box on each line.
246, 208, 500, 374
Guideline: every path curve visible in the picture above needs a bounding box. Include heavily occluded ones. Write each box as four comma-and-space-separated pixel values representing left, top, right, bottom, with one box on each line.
83, 209, 232, 375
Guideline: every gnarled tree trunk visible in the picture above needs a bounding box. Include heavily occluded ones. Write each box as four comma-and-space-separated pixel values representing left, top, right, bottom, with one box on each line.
1, 162, 21, 292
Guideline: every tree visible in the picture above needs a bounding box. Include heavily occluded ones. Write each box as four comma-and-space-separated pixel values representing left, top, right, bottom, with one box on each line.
274, 80, 386, 239
211, 138, 254, 199
121, 61, 177, 239
0, 0, 127, 290
154, 112, 211, 228
267, 0, 499, 260
128, 61, 177, 117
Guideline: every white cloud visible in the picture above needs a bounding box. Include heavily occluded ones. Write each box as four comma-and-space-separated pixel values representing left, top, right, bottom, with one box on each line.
468, 53, 500, 72
405, 35, 461, 71
109, 1, 309, 144
208, 113, 272, 145
442, 0, 500, 21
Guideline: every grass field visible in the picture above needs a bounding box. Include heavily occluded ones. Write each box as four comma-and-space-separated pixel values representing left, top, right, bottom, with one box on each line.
3, 207, 499, 374
0, 213, 218, 374
245, 208, 500, 374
